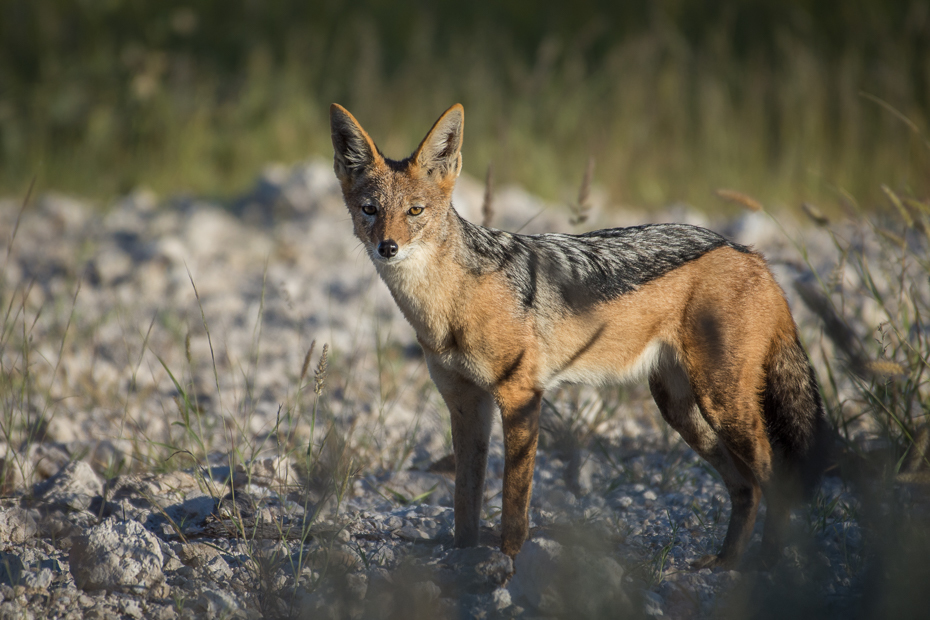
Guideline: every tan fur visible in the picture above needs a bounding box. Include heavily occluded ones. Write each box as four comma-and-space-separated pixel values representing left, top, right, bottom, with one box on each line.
330, 103, 827, 567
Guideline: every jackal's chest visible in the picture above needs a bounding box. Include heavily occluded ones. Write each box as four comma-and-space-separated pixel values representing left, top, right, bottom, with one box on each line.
417, 330, 500, 388
378, 257, 533, 388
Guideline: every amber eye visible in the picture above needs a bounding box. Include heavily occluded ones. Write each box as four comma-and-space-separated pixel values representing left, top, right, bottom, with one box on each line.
361, 204, 377, 216
408, 206, 424, 216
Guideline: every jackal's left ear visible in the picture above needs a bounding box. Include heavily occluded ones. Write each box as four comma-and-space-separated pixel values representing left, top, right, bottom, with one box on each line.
413, 104, 464, 185
331, 104, 380, 182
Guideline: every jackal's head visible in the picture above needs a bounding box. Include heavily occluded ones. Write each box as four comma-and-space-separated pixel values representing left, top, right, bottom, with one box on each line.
330, 103, 464, 265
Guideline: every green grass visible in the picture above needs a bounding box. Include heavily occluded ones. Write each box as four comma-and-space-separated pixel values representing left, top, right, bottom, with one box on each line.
1, 2, 928, 212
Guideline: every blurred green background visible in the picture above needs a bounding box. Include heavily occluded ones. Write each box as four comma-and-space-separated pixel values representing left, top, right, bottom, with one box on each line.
1, 0, 928, 210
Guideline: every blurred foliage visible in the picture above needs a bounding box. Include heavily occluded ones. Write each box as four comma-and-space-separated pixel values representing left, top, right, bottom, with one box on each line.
1, 0, 928, 208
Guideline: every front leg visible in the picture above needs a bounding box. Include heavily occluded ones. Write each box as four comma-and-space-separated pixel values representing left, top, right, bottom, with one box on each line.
497, 382, 543, 557
426, 358, 494, 548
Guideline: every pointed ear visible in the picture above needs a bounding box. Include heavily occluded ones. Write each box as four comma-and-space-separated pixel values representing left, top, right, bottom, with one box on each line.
413, 104, 464, 183
330, 104, 379, 182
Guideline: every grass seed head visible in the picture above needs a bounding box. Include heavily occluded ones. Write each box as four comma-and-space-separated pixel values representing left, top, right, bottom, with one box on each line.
864, 360, 907, 378
314, 344, 329, 396
715, 188, 764, 212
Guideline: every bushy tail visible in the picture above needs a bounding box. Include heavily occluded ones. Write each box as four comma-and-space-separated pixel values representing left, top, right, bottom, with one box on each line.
763, 335, 832, 500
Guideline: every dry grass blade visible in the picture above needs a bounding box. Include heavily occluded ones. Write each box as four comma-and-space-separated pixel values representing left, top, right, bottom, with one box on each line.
882, 185, 914, 228
801, 202, 830, 227
898, 425, 930, 482
860, 91, 930, 152
481, 163, 494, 228
4, 176, 35, 265
300, 340, 316, 384
185, 265, 222, 411
904, 197, 930, 216
795, 279, 913, 380
569, 156, 594, 226
793, 278, 866, 369
715, 188, 764, 212
48, 277, 82, 394
876, 227, 907, 248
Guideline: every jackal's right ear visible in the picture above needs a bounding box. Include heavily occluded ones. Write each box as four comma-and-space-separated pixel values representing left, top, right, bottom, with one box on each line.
330, 104, 379, 182
413, 104, 464, 187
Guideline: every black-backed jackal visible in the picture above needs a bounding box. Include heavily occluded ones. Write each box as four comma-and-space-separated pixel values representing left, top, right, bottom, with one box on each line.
330, 103, 830, 568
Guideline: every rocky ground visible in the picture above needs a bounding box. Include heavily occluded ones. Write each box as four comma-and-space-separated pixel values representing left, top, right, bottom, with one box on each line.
0, 161, 927, 618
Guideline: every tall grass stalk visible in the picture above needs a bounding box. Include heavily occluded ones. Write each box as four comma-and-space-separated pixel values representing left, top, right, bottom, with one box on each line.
2, 14, 926, 211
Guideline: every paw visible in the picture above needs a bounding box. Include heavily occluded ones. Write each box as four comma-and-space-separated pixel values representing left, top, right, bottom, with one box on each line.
691, 554, 737, 570
453, 532, 479, 548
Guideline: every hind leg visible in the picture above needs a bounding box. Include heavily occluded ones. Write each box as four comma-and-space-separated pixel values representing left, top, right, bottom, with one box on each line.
759, 482, 791, 567
649, 364, 762, 569
693, 380, 778, 569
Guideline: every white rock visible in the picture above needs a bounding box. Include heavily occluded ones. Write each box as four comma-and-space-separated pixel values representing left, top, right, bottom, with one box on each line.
37, 193, 88, 231
43, 415, 81, 444
94, 246, 133, 285
191, 588, 242, 617
119, 598, 145, 619
33, 461, 102, 511
203, 555, 233, 581
643, 589, 665, 616
614, 495, 634, 509
508, 538, 563, 612
282, 160, 342, 214
69, 519, 164, 591
509, 539, 629, 615
24, 568, 55, 590
491, 587, 512, 610
0, 508, 37, 544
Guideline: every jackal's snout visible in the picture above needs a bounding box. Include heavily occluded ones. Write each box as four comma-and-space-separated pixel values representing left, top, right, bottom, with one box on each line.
377, 240, 398, 258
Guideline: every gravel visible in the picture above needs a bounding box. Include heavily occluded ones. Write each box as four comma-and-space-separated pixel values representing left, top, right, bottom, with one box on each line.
0, 159, 925, 618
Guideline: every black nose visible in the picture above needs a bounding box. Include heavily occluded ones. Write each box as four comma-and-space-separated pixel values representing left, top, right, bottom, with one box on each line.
378, 240, 398, 258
